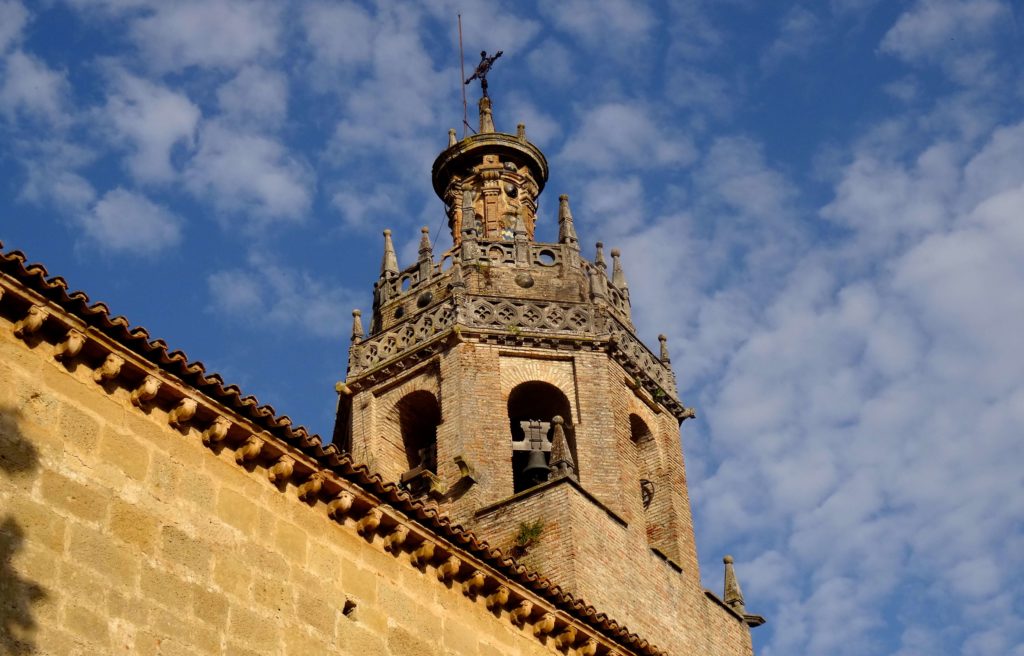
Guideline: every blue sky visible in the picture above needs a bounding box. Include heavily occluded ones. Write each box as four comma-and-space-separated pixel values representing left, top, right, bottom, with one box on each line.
2, 1, 1023, 653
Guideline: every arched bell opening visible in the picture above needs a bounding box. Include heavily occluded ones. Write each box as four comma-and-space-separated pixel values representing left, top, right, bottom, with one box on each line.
630, 413, 673, 558
396, 390, 441, 495
507, 381, 576, 493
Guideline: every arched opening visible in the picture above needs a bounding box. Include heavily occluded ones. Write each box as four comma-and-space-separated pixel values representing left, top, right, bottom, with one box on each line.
631, 413, 674, 558
395, 391, 441, 495
507, 381, 576, 493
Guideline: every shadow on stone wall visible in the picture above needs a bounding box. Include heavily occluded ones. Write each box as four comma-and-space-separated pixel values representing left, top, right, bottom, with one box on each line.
0, 404, 46, 655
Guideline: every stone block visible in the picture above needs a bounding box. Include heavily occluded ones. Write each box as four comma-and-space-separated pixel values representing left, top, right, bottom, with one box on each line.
159, 524, 212, 576
99, 428, 151, 482
39, 469, 110, 524
63, 601, 111, 648
216, 486, 259, 535
109, 497, 159, 551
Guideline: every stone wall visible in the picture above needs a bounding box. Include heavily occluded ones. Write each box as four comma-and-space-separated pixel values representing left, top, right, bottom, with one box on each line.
0, 311, 569, 656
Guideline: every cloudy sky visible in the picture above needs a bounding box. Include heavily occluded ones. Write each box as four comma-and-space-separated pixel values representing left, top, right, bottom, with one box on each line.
2, 0, 1023, 653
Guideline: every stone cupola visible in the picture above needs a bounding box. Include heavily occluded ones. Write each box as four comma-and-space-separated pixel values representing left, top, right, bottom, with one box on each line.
432, 97, 548, 243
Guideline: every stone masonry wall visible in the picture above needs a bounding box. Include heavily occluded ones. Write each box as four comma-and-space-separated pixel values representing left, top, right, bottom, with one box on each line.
0, 312, 563, 656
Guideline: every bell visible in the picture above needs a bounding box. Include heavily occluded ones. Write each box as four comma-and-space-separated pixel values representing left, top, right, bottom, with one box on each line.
522, 447, 550, 485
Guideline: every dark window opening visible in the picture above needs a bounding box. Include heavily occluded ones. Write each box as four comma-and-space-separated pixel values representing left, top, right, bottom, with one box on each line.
397, 391, 441, 495
507, 381, 576, 493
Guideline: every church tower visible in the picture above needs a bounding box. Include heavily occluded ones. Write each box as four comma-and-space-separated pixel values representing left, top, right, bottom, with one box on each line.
334, 89, 762, 653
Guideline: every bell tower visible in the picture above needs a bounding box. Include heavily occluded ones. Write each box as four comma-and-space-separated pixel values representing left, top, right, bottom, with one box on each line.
334, 90, 762, 652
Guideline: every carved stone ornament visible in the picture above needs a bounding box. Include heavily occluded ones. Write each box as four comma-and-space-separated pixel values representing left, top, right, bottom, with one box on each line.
268, 456, 295, 485
168, 397, 198, 429
327, 491, 355, 519
54, 329, 85, 361
130, 375, 161, 407
234, 435, 263, 464
93, 353, 124, 383
486, 585, 510, 610
202, 416, 231, 447
13, 305, 46, 338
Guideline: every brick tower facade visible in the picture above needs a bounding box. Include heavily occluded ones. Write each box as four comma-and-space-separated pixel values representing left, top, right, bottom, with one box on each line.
334, 96, 763, 654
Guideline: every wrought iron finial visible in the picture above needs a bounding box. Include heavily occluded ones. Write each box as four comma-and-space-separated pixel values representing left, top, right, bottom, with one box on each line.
465, 50, 503, 98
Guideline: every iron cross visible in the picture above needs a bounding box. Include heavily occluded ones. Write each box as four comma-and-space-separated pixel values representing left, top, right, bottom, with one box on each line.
465, 50, 503, 97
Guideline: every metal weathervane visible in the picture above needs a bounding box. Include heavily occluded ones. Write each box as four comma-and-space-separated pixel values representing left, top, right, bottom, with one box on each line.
465, 50, 503, 98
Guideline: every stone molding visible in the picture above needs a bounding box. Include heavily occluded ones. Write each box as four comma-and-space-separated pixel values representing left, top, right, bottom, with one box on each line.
347, 292, 693, 421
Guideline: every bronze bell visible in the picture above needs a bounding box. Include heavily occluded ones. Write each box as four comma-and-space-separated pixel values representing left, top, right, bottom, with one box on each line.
522, 447, 550, 485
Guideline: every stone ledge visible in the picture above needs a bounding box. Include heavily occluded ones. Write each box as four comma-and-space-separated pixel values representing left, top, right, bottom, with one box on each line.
474, 475, 628, 528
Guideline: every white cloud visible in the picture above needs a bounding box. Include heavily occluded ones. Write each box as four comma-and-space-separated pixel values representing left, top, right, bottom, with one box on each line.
207, 252, 359, 339
184, 121, 313, 224
78, 187, 182, 254
497, 95, 560, 147
217, 65, 288, 130
19, 139, 97, 212
560, 102, 696, 171
302, 1, 374, 71
330, 182, 403, 231
761, 6, 824, 70
881, 0, 1006, 62
540, 0, 652, 57
525, 39, 573, 86
129, 0, 280, 72
0, 50, 67, 123
689, 116, 1024, 654
104, 69, 199, 183
879, 0, 1009, 85
0, 0, 28, 53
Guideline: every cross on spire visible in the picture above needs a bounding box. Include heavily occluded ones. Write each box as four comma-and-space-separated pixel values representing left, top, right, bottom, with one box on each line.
465, 50, 503, 98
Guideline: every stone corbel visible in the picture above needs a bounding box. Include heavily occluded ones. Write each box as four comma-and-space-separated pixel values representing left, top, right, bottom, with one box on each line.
297, 472, 325, 501
577, 639, 598, 656
168, 398, 198, 429
383, 525, 409, 553
436, 555, 460, 582
234, 435, 263, 464
533, 613, 556, 637
463, 570, 485, 598
13, 305, 46, 338
93, 353, 124, 383
54, 329, 85, 361
130, 375, 161, 407
356, 507, 382, 536
327, 491, 355, 520
410, 540, 436, 567
486, 585, 509, 611
509, 600, 533, 626
268, 456, 295, 485
554, 626, 577, 650
202, 416, 231, 447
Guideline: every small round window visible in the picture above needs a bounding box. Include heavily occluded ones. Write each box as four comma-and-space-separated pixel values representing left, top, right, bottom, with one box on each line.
537, 250, 556, 266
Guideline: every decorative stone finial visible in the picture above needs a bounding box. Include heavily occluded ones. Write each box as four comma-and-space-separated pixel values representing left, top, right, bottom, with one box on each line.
351, 309, 364, 342
610, 248, 628, 290
450, 260, 466, 289
594, 242, 607, 270
658, 334, 671, 363
381, 229, 399, 278
516, 123, 526, 141
448, 128, 457, 147
548, 415, 577, 481
479, 96, 495, 133
723, 555, 745, 613
723, 555, 766, 628
418, 226, 433, 260
558, 195, 579, 248
513, 212, 527, 238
